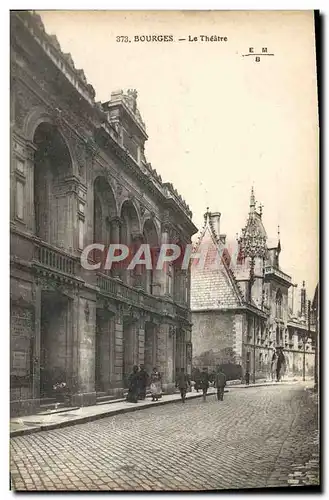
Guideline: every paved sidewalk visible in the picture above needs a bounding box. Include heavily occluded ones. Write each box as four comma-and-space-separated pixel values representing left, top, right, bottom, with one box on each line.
10, 380, 302, 438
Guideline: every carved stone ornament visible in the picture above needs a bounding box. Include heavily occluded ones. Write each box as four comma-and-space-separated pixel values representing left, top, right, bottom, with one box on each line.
117, 183, 123, 196
14, 85, 43, 131
35, 276, 76, 299
75, 139, 87, 176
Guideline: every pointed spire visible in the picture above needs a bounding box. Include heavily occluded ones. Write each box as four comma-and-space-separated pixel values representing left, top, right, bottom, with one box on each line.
204, 207, 210, 220
250, 186, 256, 211
277, 225, 281, 252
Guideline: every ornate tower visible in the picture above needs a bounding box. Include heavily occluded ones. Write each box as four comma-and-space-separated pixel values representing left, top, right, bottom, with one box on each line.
237, 187, 267, 306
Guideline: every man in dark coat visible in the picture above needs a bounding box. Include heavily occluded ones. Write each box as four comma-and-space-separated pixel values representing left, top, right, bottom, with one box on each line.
138, 364, 149, 400
176, 368, 190, 403
215, 369, 226, 401
126, 365, 139, 403
200, 367, 210, 401
245, 371, 250, 385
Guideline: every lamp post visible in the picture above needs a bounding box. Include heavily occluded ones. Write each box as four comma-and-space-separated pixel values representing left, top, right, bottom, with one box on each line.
238, 208, 267, 384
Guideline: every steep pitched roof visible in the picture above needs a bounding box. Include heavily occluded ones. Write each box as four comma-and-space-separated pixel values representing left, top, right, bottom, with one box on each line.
191, 211, 244, 311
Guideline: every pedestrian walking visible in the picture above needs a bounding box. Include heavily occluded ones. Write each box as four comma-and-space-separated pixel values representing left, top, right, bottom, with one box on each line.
150, 368, 162, 401
138, 364, 149, 400
215, 368, 226, 401
194, 368, 201, 392
200, 367, 210, 401
126, 365, 139, 403
245, 371, 250, 385
176, 368, 190, 403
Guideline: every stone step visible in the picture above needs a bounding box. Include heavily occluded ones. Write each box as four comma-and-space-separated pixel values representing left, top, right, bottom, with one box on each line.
39, 397, 57, 406
38, 405, 80, 416
96, 394, 123, 403
38, 402, 68, 413
96, 397, 126, 406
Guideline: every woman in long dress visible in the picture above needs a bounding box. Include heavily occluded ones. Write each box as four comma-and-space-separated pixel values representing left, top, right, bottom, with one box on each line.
150, 368, 162, 401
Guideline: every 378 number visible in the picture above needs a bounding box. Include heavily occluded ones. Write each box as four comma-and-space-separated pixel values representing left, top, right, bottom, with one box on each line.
116, 36, 130, 43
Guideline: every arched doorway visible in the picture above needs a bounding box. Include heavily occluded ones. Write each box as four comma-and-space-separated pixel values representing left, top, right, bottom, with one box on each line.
93, 176, 117, 272
33, 123, 72, 246
93, 177, 117, 394
33, 123, 73, 404
120, 200, 140, 287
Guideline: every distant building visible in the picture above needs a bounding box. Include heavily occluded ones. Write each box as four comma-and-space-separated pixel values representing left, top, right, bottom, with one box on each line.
191, 189, 316, 382
10, 11, 197, 416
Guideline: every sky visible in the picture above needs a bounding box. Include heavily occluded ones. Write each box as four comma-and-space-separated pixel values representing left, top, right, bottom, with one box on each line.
38, 10, 319, 295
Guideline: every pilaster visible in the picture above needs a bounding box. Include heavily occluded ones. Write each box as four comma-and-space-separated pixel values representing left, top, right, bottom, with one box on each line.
114, 304, 124, 385
32, 282, 41, 400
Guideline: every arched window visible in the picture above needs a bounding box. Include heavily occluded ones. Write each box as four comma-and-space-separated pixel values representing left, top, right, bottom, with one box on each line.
276, 289, 282, 319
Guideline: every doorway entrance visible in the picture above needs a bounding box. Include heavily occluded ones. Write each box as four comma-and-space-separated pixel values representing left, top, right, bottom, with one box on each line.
122, 318, 137, 387
95, 309, 114, 393
40, 291, 70, 400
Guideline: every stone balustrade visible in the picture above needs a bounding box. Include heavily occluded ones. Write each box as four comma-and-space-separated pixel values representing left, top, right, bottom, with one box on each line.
34, 241, 77, 276
265, 265, 292, 284
96, 272, 179, 318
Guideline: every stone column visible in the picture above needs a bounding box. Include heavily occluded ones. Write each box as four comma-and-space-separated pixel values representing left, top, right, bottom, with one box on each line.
71, 294, 80, 397
71, 296, 97, 407
151, 247, 161, 296
25, 141, 37, 233
138, 314, 145, 367
132, 233, 145, 289
110, 217, 122, 279
157, 323, 175, 393
113, 305, 124, 390
153, 223, 170, 296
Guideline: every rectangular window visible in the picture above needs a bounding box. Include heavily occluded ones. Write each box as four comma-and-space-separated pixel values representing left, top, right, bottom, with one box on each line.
78, 218, 84, 250
16, 180, 24, 220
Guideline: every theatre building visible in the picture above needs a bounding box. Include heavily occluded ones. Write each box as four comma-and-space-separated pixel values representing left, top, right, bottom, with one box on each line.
10, 11, 197, 416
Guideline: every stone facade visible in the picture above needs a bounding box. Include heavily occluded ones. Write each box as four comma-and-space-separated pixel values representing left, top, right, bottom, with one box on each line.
191, 192, 316, 382
10, 11, 197, 416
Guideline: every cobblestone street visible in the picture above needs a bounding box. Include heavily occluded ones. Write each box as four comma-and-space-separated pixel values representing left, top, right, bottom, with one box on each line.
10, 384, 319, 491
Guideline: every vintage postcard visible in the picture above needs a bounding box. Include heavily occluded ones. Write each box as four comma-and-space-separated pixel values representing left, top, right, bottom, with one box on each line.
10, 10, 320, 492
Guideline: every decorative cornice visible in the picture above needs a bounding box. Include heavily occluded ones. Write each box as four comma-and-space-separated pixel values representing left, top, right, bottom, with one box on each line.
16, 11, 97, 105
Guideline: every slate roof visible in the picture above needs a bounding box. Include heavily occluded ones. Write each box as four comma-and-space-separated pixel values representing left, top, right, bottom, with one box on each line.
191, 212, 244, 311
